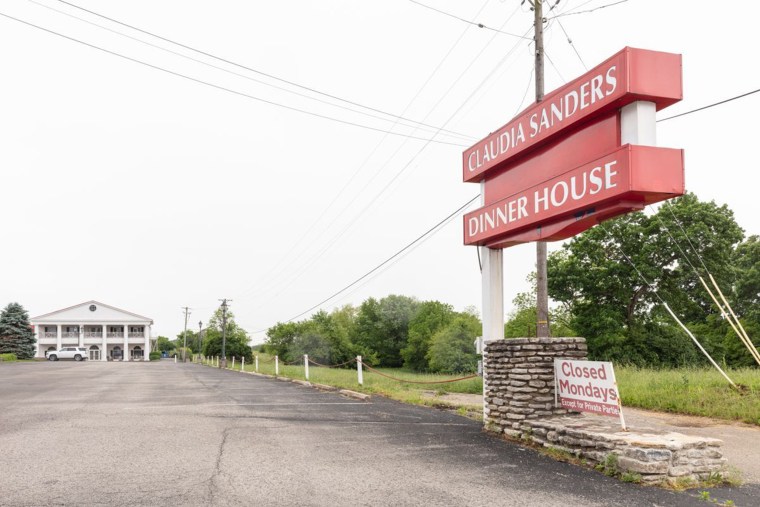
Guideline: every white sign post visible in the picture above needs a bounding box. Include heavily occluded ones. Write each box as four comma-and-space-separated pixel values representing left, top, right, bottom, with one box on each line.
554, 359, 627, 431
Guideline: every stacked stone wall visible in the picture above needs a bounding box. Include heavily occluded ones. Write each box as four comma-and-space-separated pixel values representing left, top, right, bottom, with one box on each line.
483, 337, 726, 485
483, 337, 587, 430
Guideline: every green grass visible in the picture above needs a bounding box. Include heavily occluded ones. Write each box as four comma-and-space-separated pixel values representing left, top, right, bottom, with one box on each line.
211, 354, 482, 407
615, 366, 760, 426
0, 353, 18, 362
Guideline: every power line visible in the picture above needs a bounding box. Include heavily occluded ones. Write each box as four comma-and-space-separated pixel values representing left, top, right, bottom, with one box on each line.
408, 0, 532, 39
597, 222, 737, 387
236, 15, 532, 307
555, 17, 587, 70
230, 0, 495, 302
51, 0, 475, 141
252, 194, 480, 332
243, 24, 532, 308
657, 87, 760, 122
26, 0, 472, 144
547, 0, 629, 19
0, 11, 467, 147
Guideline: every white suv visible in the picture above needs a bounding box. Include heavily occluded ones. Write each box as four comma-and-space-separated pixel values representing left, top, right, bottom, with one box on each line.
47, 347, 88, 361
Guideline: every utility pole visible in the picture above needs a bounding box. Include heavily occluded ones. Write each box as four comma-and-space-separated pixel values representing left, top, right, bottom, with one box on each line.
219, 299, 231, 368
533, 0, 550, 338
181, 306, 191, 362
198, 321, 203, 361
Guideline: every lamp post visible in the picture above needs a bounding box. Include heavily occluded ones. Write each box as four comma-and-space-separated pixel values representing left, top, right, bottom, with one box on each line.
198, 321, 203, 362
219, 299, 230, 368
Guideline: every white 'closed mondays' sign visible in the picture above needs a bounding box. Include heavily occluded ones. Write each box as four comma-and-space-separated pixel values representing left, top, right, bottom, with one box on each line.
554, 359, 627, 430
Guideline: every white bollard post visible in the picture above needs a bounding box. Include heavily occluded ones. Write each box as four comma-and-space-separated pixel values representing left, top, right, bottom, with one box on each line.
255, 355, 259, 372
357, 355, 363, 386
232, 357, 235, 370
275, 355, 279, 376
241, 356, 245, 372
174, 354, 177, 364
304, 354, 309, 381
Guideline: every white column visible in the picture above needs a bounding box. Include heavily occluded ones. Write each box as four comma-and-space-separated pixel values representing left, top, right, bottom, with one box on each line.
123, 324, 129, 361
480, 181, 504, 423
34, 324, 41, 358
144, 324, 150, 361
621, 101, 656, 146
101, 325, 107, 361
79, 324, 84, 347
56, 324, 62, 350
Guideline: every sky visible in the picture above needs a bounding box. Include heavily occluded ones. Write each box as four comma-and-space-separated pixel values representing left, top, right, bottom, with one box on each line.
2, 0, 759, 343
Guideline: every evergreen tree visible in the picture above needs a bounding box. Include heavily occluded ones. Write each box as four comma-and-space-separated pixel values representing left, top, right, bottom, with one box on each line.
0, 302, 36, 359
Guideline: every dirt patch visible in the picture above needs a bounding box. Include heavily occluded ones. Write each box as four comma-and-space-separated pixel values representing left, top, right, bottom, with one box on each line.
420, 391, 480, 407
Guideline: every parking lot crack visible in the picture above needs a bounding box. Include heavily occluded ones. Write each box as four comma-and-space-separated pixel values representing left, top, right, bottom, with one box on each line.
206, 427, 230, 505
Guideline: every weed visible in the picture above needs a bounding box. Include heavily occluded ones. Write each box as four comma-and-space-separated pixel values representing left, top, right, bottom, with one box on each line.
698, 490, 711, 502
600, 453, 619, 477
621, 472, 642, 484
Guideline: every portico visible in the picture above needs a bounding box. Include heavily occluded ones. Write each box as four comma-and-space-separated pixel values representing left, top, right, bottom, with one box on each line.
32, 301, 153, 361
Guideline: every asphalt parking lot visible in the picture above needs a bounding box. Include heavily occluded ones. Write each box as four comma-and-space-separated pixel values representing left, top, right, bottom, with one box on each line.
0, 361, 756, 506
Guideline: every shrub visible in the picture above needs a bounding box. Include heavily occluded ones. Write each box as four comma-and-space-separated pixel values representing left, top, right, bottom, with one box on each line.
149, 351, 161, 361
0, 353, 18, 362
427, 315, 480, 373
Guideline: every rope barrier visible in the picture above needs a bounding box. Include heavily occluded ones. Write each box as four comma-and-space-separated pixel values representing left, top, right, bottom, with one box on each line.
360, 363, 479, 384
307, 357, 357, 368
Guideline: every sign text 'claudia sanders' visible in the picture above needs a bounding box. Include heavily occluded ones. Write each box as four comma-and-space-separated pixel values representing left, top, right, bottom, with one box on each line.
554, 359, 621, 417
462, 47, 683, 183
467, 66, 617, 175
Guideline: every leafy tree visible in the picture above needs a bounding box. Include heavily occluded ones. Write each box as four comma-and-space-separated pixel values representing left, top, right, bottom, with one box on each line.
427, 313, 481, 373
353, 295, 420, 367
0, 303, 35, 359
288, 309, 356, 364
504, 275, 575, 338
202, 307, 252, 362
547, 193, 744, 365
729, 235, 760, 366
401, 301, 454, 371
155, 336, 173, 352
175, 330, 198, 351
264, 321, 300, 358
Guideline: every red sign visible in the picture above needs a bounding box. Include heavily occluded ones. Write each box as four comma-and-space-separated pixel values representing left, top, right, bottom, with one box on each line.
462, 47, 684, 247
463, 145, 684, 246
483, 114, 619, 206
463, 47, 682, 183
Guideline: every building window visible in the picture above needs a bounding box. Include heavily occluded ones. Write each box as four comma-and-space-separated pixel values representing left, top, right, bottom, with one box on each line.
89, 345, 100, 361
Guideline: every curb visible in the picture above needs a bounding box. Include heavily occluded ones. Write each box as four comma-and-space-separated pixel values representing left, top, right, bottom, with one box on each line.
339, 389, 371, 401
292, 379, 312, 386
312, 383, 338, 392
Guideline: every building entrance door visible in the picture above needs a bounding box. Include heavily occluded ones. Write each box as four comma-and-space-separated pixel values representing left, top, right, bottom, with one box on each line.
89, 346, 100, 361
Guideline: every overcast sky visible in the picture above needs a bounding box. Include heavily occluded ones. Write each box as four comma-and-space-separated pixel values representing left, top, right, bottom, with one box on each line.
2, 0, 758, 342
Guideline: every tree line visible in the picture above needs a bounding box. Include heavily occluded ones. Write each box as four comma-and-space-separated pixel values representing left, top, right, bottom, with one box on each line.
264, 296, 482, 373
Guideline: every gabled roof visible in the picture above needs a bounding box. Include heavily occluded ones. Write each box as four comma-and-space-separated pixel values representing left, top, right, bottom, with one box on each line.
31, 300, 153, 324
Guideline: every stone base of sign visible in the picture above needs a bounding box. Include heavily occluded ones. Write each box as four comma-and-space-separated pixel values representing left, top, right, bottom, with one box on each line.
496, 415, 726, 485
483, 337, 726, 485
483, 337, 587, 425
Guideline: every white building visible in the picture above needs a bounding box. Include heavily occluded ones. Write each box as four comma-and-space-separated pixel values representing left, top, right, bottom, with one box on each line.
31, 301, 153, 361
